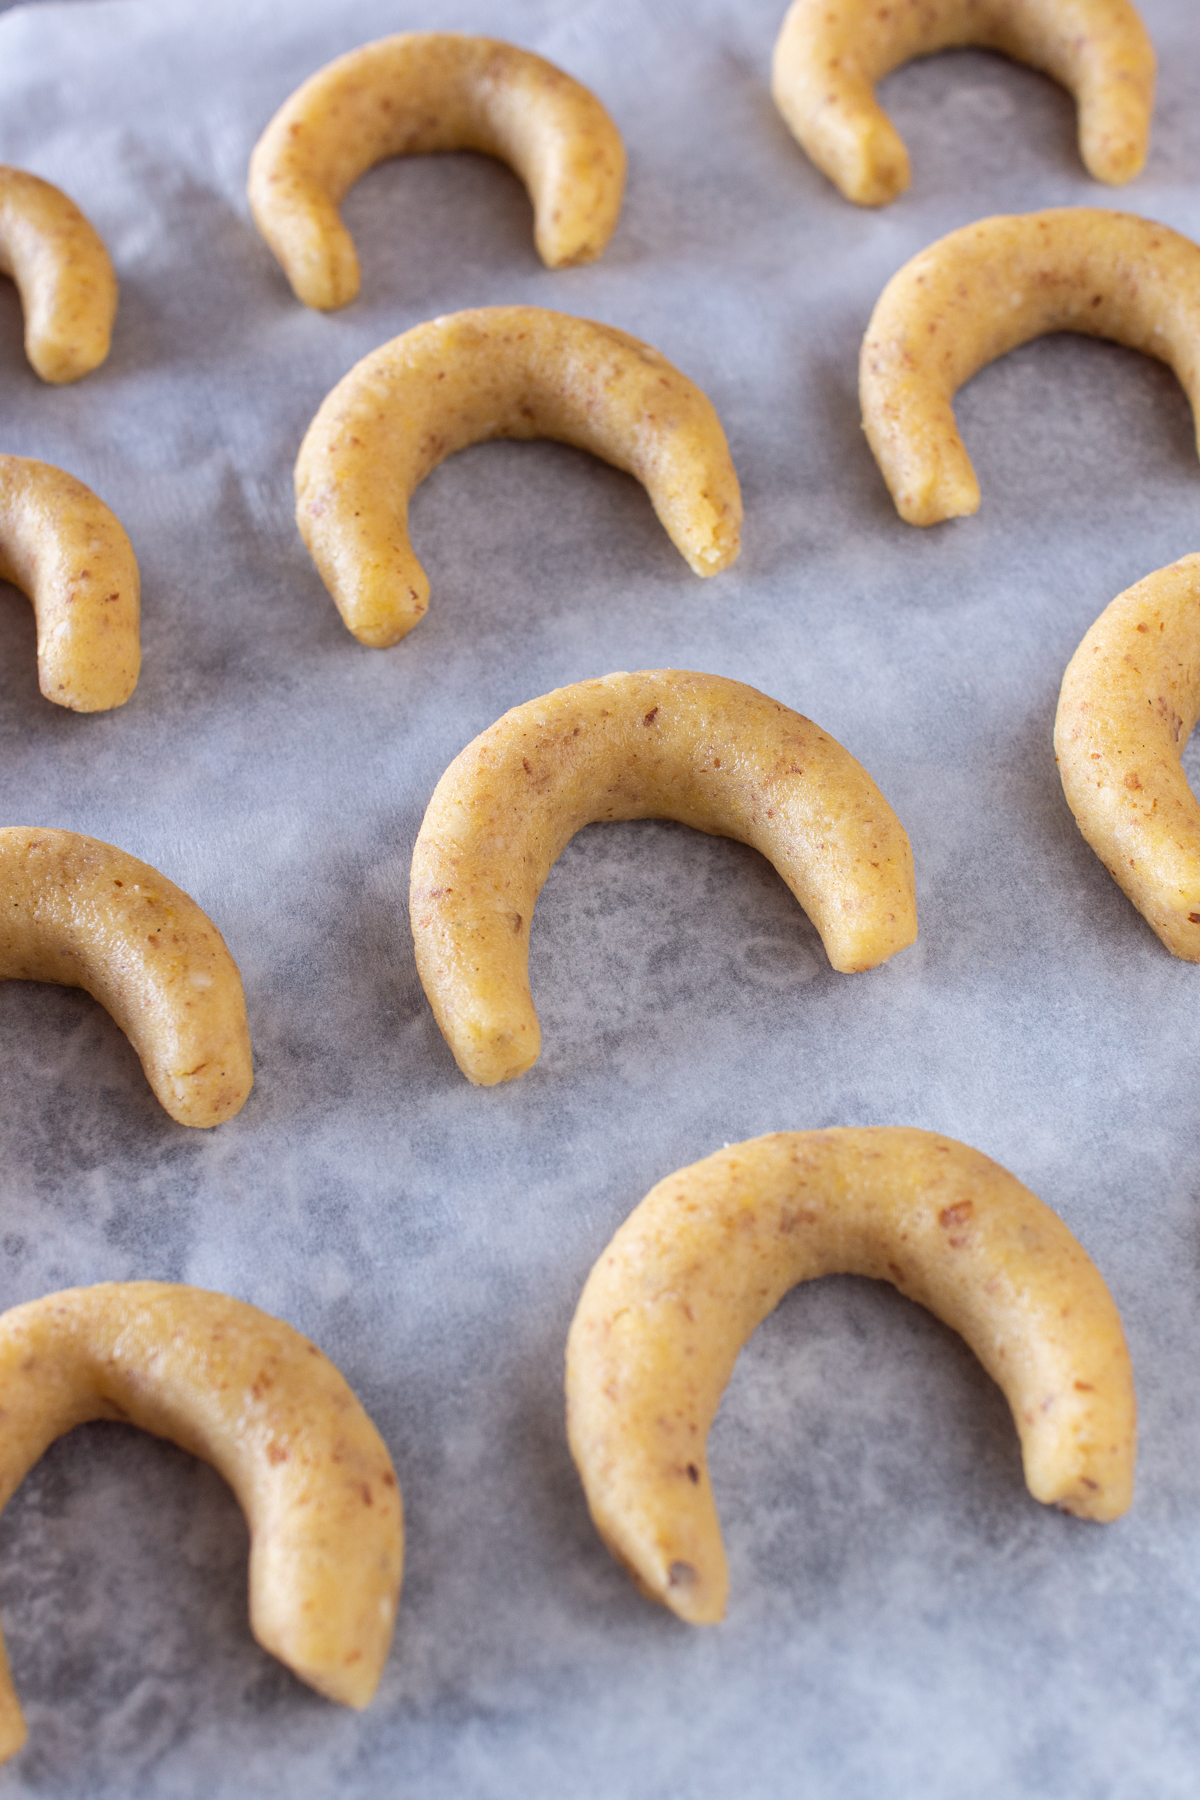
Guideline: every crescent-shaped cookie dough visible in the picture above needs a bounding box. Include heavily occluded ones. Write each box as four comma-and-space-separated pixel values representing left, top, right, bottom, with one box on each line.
566, 1128, 1136, 1625
860, 208, 1200, 526
296, 307, 742, 648
0, 828, 253, 1126
772, 0, 1155, 208
1055, 553, 1200, 959
0, 1282, 403, 1760
0, 167, 117, 382
0, 456, 139, 711
248, 33, 625, 311
410, 671, 917, 1086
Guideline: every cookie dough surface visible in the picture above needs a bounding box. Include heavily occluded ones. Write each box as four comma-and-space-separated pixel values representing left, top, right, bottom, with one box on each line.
0, 166, 116, 382
0, 1281, 403, 1761
249, 32, 625, 309
0, 828, 252, 1125
567, 1128, 1137, 1624
0, 455, 139, 711
772, 0, 1155, 206
296, 307, 742, 646
410, 670, 916, 1085
1055, 552, 1200, 958
860, 208, 1200, 524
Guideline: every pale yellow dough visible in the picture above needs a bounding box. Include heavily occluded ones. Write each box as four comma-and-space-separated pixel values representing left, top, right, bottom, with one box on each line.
772, 0, 1155, 208
248, 33, 625, 311
0, 1282, 403, 1761
860, 208, 1200, 525
1055, 553, 1200, 959
410, 671, 917, 1087
0, 456, 139, 711
0, 828, 253, 1126
0, 167, 116, 382
296, 307, 742, 648
566, 1128, 1136, 1625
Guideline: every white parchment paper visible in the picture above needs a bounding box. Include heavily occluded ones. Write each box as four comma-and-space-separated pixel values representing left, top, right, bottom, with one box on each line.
0, 0, 1198, 1793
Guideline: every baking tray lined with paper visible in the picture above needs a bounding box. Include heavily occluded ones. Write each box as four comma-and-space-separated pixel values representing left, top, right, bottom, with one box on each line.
1, 0, 1199, 1794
